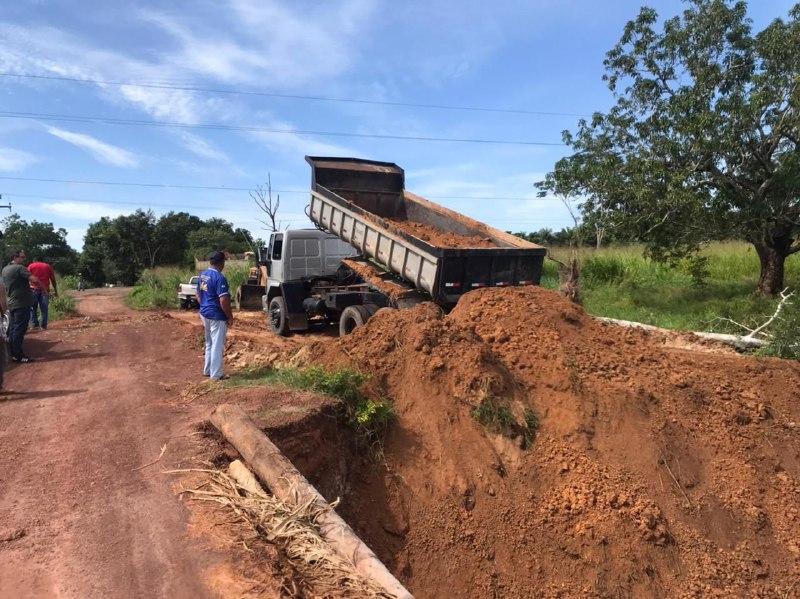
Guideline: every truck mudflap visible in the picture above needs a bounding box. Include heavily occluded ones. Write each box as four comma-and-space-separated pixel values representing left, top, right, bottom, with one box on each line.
280, 281, 310, 331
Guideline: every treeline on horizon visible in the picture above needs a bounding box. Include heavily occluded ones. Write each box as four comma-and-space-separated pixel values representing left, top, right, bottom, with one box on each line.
1, 210, 259, 287
4, 208, 744, 288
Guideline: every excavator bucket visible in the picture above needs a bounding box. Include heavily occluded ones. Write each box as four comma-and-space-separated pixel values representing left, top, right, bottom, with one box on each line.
236, 265, 268, 310
236, 284, 265, 310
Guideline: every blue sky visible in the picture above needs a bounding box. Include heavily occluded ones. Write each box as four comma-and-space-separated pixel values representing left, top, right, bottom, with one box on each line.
0, 0, 794, 249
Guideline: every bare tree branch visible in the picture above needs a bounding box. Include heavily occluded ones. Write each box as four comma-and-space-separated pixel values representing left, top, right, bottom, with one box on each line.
251, 173, 281, 232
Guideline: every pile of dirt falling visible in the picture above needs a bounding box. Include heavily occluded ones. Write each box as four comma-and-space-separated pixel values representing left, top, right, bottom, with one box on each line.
307, 286, 800, 598
386, 218, 497, 248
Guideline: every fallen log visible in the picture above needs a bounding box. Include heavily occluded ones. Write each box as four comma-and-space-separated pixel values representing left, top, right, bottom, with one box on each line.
597, 316, 767, 351
210, 403, 413, 599
227, 459, 266, 497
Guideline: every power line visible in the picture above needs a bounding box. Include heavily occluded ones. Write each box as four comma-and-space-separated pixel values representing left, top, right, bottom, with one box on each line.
9, 191, 568, 225
0, 110, 566, 146
0, 72, 591, 118
0, 176, 553, 201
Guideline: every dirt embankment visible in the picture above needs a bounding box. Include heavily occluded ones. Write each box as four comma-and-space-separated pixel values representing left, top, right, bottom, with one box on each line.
304, 286, 800, 598
386, 218, 498, 248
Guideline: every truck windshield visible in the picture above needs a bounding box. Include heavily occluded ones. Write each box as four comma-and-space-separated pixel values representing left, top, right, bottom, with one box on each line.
271, 234, 283, 260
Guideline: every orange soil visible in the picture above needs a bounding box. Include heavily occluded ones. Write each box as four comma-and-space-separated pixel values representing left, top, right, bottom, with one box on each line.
386, 218, 498, 248
306, 286, 800, 598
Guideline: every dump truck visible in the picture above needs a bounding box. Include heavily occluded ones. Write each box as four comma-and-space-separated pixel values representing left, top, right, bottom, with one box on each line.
262, 156, 546, 336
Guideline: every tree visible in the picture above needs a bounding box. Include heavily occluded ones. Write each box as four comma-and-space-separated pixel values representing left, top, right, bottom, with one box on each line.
251, 173, 281, 232
538, 0, 800, 295
0, 214, 79, 274
153, 212, 204, 265
80, 217, 113, 285
185, 219, 249, 263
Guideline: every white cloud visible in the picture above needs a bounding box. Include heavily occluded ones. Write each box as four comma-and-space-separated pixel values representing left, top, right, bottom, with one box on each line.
0, 23, 214, 123
46, 126, 139, 168
249, 121, 359, 159
0, 146, 37, 171
178, 131, 229, 162
141, 0, 377, 88
41, 201, 132, 220
406, 164, 572, 229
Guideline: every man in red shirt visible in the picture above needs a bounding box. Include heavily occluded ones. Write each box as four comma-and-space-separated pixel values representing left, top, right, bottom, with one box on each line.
28, 259, 58, 330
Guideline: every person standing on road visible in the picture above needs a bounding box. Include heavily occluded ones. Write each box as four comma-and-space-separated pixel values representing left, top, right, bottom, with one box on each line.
28, 258, 58, 330
2, 249, 39, 363
196, 251, 233, 380
0, 278, 8, 389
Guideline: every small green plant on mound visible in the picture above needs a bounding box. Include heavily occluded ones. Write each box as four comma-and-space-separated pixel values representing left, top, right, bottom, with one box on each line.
473, 397, 540, 449
225, 365, 393, 449
523, 409, 540, 448
473, 397, 515, 432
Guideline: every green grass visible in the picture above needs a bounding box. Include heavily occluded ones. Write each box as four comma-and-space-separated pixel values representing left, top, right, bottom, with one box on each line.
543, 241, 800, 334
226, 365, 394, 446
126, 267, 193, 310
126, 264, 251, 310
48, 293, 78, 321
473, 396, 539, 448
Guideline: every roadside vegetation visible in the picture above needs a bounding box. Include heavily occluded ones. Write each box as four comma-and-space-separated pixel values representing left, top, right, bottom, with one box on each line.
49, 294, 78, 321
540, 242, 800, 336
226, 365, 394, 448
126, 265, 250, 310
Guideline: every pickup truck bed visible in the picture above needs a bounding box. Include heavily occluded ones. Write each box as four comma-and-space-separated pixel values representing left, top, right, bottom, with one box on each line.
306, 157, 547, 306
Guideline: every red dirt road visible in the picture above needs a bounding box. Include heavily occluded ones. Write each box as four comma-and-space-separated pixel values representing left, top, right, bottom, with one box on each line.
0, 289, 224, 598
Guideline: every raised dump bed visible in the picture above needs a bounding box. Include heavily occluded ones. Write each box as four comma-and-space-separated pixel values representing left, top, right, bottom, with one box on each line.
306, 156, 546, 306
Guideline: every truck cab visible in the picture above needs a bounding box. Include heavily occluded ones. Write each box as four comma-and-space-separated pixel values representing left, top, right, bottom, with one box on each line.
263, 229, 363, 334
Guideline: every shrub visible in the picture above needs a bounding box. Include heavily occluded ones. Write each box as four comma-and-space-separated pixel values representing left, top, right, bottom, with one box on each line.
127, 268, 193, 310
59, 274, 80, 291
581, 255, 628, 285
678, 255, 710, 288
49, 294, 78, 321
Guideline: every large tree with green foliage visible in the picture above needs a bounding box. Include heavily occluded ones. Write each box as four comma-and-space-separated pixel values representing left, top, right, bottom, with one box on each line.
184, 217, 251, 264
0, 214, 79, 274
538, 0, 799, 295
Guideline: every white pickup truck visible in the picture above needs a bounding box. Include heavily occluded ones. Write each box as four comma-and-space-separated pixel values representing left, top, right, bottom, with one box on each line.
177, 275, 199, 309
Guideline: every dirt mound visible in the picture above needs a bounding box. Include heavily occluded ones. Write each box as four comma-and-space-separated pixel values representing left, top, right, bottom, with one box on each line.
307, 286, 800, 598
386, 218, 497, 248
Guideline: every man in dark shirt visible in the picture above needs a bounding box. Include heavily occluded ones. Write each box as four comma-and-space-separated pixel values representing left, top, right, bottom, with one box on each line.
196, 251, 233, 380
2, 249, 39, 363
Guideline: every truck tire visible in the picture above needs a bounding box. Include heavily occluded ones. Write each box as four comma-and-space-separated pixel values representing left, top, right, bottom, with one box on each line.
339, 304, 377, 337
179, 298, 188, 310
268, 296, 290, 336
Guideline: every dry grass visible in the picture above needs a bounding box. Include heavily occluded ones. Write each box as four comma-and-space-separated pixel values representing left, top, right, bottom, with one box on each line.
174, 467, 393, 598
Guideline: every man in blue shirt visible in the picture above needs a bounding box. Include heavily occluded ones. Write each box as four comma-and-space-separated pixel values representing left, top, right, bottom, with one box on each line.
196, 251, 233, 380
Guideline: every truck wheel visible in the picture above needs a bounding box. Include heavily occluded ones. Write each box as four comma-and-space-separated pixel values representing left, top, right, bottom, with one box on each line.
268, 296, 290, 336
339, 304, 375, 337
179, 298, 188, 310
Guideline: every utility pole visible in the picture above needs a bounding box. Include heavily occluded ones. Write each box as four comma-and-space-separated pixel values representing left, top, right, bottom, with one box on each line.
0, 194, 11, 211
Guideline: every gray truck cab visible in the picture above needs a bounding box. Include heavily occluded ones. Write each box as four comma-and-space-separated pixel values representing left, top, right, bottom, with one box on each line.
263, 229, 359, 333
266, 229, 357, 285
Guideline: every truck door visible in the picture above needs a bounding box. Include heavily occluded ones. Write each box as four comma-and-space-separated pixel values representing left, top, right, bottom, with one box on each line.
268, 233, 284, 282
